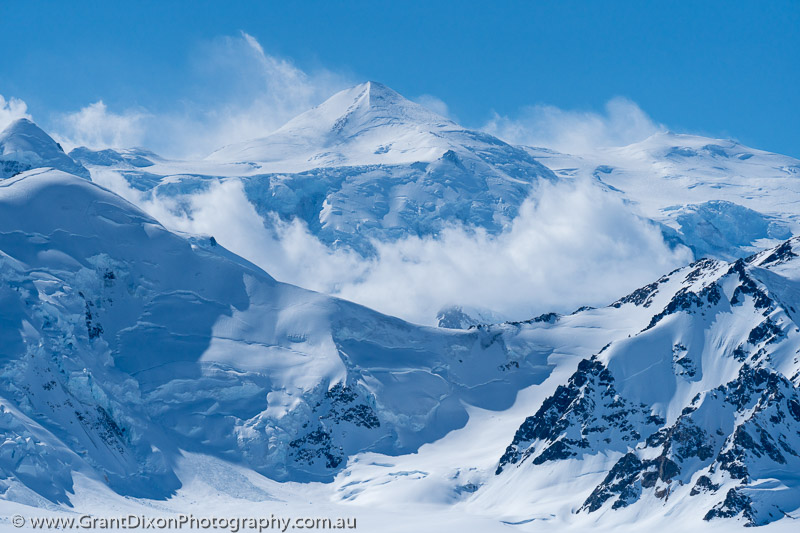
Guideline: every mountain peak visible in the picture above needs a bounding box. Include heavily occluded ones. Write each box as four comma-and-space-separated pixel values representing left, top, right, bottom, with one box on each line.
274, 80, 455, 137
1, 118, 89, 179
205, 82, 467, 168
344, 81, 417, 112
356, 80, 402, 100
2, 117, 54, 143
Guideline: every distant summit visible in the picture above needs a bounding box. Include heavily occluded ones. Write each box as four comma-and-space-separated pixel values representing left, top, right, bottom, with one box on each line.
0, 118, 89, 179
206, 81, 482, 170
152, 81, 556, 254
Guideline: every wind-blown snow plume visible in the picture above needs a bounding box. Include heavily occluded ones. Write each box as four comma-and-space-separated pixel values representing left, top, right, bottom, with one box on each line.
0, 94, 31, 130
412, 94, 452, 119
53, 33, 351, 158
54, 101, 150, 151
484, 97, 665, 154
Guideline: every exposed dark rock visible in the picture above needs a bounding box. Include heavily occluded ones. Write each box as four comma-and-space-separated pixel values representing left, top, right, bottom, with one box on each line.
690, 475, 719, 496
728, 259, 773, 311
645, 281, 722, 331
746, 318, 783, 346
496, 357, 659, 474
611, 276, 667, 308
758, 240, 797, 267
582, 452, 644, 512
672, 343, 697, 378
289, 428, 343, 469
505, 312, 560, 327
703, 488, 755, 525
288, 383, 381, 472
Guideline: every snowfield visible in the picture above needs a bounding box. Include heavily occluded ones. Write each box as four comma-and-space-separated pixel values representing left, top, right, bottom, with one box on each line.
0, 82, 799, 531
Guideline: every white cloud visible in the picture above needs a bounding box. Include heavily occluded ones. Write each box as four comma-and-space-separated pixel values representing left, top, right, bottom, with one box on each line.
483, 97, 665, 154
0, 94, 32, 130
53, 101, 149, 151
53, 32, 351, 158
335, 180, 691, 323
92, 171, 691, 326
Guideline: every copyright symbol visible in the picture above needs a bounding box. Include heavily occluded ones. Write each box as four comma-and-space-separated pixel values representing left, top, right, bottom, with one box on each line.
12, 515, 24, 528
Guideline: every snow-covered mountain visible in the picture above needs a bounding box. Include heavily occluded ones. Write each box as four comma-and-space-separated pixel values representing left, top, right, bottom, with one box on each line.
0, 119, 89, 180
485, 245, 800, 526
1, 166, 799, 528
63, 84, 800, 328
69, 87, 800, 265
2, 82, 800, 530
206, 81, 466, 169
71, 82, 557, 254
0, 168, 552, 502
63, 85, 800, 330
526, 133, 800, 260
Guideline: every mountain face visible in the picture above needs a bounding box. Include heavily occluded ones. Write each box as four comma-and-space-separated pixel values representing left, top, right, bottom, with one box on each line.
488, 242, 800, 526
206, 81, 465, 169
3, 167, 799, 527
0, 119, 89, 180
70, 85, 800, 269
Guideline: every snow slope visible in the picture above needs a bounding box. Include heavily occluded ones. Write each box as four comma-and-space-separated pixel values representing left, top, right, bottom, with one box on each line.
293, 241, 800, 530
481, 242, 800, 526
0, 119, 89, 180
206, 81, 465, 169
1, 83, 799, 530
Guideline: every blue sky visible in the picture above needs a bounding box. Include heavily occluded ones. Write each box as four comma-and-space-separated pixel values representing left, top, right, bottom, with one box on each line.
1, 1, 798, 157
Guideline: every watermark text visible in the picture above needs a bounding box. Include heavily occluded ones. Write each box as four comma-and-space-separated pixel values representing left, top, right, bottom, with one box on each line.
10, 514, 357, 531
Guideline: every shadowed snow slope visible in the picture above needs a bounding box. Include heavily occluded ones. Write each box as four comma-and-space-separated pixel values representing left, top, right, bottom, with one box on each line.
0, 168, 555, 504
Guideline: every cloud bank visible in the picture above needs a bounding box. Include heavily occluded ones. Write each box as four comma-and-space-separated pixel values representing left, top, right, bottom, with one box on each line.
92, 170, 691, 325
483, 97, 665, 154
